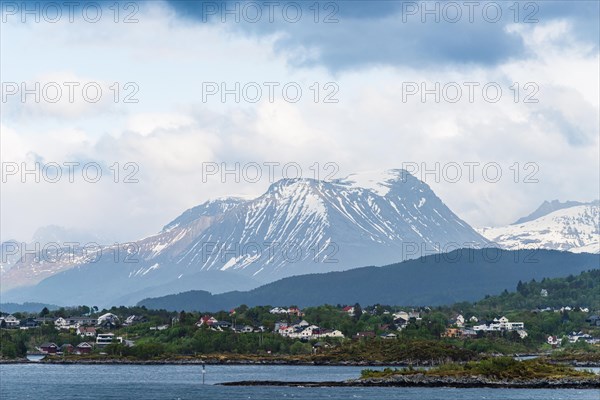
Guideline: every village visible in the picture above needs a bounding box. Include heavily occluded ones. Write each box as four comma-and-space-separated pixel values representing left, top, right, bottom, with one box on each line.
2, 301, 599, 358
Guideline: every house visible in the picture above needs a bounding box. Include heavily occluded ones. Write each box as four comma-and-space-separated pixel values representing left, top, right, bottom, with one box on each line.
469, 316, 479, 323
124, 315, 147, 326
473, 317, 525, 333
408, 311, 421, 320
77, 326, 97, 338
97, 313, 120, 327
1, 314, 21, 328
441, 328, 461, 338
277, 325, 294, 337
96, 333, 122, 347
66, 316, 97, 327
54, 317, 68, 329
516, 330, 528, 339
462, 329, 478, 338
54, 316, 98, 330
452, 314, 465, 327
213, 321, 232, 330
380, 333, 397, 339
540, 289, 548, 297
40, 342, 58, 354
269, 307, 288, 314
239, 325, 255, 333
295, 320, 310, 328
547, 336, 560, 347
343, 306, 355, 316
586, 315, 600, 327
20, 318, 40, 329
149, 325, 169, 331
393, 311, 409, 325
76, 342, 93, 354
196, 316, 218, 327
567, 331, 592, 343
319, 329, 344, 338
287, 307, 304, 317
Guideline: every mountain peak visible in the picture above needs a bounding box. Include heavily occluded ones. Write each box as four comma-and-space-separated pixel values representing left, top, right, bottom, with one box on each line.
333, 169, 419, 196
512, 199, 595, 225
162, 197, 247, 232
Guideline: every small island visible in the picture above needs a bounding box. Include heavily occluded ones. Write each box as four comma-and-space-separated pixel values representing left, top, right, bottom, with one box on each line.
220, 357, 600, 388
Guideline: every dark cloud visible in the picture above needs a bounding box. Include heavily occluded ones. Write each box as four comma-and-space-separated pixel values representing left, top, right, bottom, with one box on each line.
159, 0, 598, 71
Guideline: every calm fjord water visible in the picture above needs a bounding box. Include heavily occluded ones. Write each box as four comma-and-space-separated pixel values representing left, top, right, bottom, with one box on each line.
1, 364, 597, 400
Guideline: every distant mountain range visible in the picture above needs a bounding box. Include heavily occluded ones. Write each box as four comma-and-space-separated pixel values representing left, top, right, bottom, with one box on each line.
478, 200, 599, 253
0, 169, 488, 307
137, 249, 600, 311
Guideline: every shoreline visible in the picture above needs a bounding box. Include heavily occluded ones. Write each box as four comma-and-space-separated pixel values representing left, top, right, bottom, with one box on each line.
219, 375, 600, 389
2, 358, 599, 368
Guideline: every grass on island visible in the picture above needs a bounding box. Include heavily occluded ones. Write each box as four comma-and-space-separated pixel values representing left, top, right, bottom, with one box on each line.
361, 357, 598, 380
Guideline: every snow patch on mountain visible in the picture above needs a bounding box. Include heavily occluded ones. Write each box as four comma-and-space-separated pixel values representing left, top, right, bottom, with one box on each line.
478, 203, 599, 253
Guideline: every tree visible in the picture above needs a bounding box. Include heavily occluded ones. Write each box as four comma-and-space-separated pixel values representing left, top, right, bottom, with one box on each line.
39, 307, 50, 317
353, 303, 362, 322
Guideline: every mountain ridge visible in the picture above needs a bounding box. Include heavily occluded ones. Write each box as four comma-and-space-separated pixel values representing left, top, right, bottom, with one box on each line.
137, 249, 600, 311
1, 169, 488, 306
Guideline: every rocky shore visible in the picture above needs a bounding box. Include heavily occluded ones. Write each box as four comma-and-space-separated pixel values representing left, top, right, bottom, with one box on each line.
219, 374, 600, 389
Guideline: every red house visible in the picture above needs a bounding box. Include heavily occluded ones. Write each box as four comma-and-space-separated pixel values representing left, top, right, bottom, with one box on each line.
40, 342, 58, 354
196, 315, 218, 327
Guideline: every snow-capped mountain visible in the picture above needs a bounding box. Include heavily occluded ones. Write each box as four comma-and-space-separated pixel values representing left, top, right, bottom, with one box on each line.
478, 201, 599, 253
512, 200, 590, 225
2, 169, 489, 306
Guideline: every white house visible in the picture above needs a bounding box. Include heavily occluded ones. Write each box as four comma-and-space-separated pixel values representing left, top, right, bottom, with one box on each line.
97, 313, 120, 326
547, 336, 560, 346
96, 333, 123, 346
473, 317, 525, 333
1, 314, 21, 328
320, 329, 344, 338
54, 317, 68, 329
454, 314, 465, 327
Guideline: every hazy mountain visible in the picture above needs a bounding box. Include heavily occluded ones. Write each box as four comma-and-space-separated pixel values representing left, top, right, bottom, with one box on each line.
137, 249, 600, 311
1, 169, 488, 306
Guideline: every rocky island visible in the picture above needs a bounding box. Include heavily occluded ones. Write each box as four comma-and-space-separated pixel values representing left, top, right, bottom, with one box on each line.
220, 357, 600, 389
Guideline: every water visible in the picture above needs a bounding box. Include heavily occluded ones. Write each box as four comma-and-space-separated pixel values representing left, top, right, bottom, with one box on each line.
0, 364, 597, 400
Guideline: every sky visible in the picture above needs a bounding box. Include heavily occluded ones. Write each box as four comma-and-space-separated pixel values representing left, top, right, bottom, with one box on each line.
1, 0, 599, 244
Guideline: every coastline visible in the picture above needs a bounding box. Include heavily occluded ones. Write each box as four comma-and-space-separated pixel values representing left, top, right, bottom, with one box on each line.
2, 357, 599, 368
218, 374, 600, 389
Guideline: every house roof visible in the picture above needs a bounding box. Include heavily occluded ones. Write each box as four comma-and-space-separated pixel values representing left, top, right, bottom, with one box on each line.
40, 342, 57, 347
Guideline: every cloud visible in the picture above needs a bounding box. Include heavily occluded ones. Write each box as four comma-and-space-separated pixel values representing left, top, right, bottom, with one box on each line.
162, 0, 599, 71
0, 1, 598, 243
